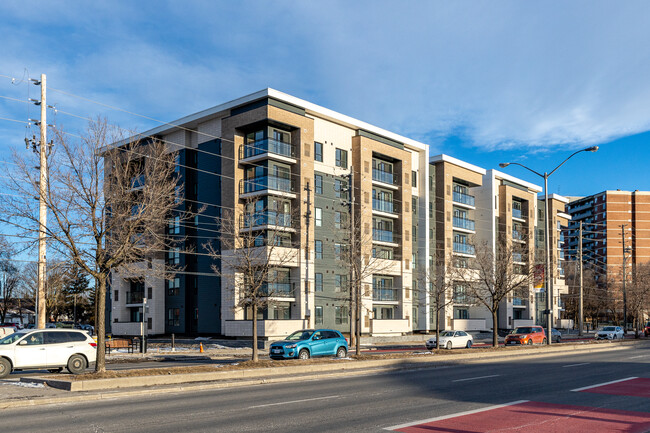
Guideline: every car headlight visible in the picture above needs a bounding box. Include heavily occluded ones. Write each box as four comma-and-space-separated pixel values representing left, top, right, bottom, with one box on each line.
286, 344, 297, 349
521, 335, 528, 339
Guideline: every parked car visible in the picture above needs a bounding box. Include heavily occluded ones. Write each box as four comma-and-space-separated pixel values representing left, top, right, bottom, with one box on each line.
1, 323, 20, 331
0, 329, 97, 379
505, 326, 547, 345
426, 330, 473, 350
269, 329, 348, 360
0, 327, 14, 338
595, 326, 624, 340
644, 322, 650, 337
551, 328, 562, 343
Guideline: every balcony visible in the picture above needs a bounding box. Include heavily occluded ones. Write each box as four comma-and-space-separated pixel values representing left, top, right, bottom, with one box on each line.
239, 139, 296, 163
261, 282, 293, 298
512, 230, 525, 241
512, 297, 526, 307
372, 168, 398, 187
453, 293, 469, 304
240, 211, 293, 229
239, 175, 296, 197
453, 242, 475, 255
512, 208, 524, 219
126, 291, 144, 305
373, 287, 399, 302
512, 252, 525, 263
453, 191, 475, 207
372, 198, 399, 215
130, 174, 145, 190
453, 216, 475, 231
373, 228, 395, 243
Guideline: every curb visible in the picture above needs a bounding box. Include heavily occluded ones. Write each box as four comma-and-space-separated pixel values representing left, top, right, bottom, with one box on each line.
4, 340, 644, 409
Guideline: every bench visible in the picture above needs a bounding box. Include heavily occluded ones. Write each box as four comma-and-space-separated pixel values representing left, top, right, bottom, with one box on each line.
105, 338, 135, 354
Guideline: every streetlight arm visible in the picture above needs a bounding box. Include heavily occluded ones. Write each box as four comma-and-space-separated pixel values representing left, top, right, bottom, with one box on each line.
548, 146, 598, 176
501, 162, 544, 178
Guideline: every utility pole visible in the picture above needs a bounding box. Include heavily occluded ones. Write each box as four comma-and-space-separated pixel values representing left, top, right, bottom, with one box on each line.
304, 182, 311, 327
621, 224, 630, 334
346, 169, 356, 350
578, 222, 583, 336
28, 74, 48, 330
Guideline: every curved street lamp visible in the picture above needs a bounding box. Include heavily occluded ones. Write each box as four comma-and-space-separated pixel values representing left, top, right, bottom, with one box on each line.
500, 146, 598, 345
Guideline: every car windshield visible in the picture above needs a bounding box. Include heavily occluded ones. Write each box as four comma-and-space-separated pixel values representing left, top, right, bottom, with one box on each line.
0, 332, 27, 345
603, 326, 616, 331
286, 330, 314, 341
513, 327, 533, 334
440, 331, 454, 337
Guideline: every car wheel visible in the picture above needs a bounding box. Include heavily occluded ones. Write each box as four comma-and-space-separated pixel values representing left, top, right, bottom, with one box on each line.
542, 338, 547, 344
67, 355, 87, 374
556, 337, 561, 343
0, 358, 11, 379
466, 340, 472, 349
298, 349, 310, 360
336, 347, 347, 358
48, 368, 63, 374
527, 339, 533, 345
446, 341, 452, 350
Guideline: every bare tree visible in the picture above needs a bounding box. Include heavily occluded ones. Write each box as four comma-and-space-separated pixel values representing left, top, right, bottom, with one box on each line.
416, 256, 456, 349
455, 236, 533, 347
0, 119, 183, 372
208, 198, 299, 362
629, 264, 650, 337
0, 237, 20, 324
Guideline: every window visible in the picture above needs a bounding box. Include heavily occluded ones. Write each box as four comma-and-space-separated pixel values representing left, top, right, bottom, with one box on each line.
334, 242, 343, 260
315, 273, 323, 292
335, 211, 343, 229
167, 248, 180, 265
168, 216, 180, 235
335, 148, 348, 168
412, 197, 417, 215
335, 274, 348, 292
335, 306, 349, 324
315, 240, 323, 259
454, 307, 469, 319
167, 277, 180, 296
412, 171, 417, 187
269, 303, 291, 320
147, 287, 152, 299
334, 179, 347, 199
315, 207, 322, 227
114, 290, 119, 302
315, 306, 323, 325
315, 175, 323, 195
314, 142, 323, 162
167, 308, 180, 326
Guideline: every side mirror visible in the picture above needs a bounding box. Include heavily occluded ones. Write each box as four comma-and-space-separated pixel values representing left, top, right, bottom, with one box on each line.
18, 340, 27, 346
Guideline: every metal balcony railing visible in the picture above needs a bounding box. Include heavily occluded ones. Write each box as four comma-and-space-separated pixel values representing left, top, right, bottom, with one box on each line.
512, 297, 525, 306
373, 228, 394, 243
239, 138, 295, 160
373, 287, 399, 301
126, 291, 144, 304
452, 191, 475, 206
239, 175, 295, 195
453, 242, 475, 255
372, 198, 398, 214
453, 216, 475, 231
261, 282, 293, 297
241, 211, 293, 228
372, 168, 397, 185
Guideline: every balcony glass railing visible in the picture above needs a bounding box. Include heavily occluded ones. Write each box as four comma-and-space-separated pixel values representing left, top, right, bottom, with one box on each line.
126, 291, 144, 304
512, 208, 524, 219
373, 287, 399, 301
240, 175, 295, 194
241, 212, 292, 228
373, 228, 394, 243
453, 216, 475, 231
453, 242, 475, 255
130, 174, 145, 189
372, 198, 397, 214
453, 191, 475, 207
512, 297, 525, 306
513, 252, 525, 263
453, 294, 468, 304
512, 230, 525, 241
372, 168, 397, 185
240, 138, 295, 160
261, 282, 292, 297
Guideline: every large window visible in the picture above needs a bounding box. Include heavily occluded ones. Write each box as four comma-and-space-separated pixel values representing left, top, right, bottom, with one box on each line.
167, 277, 180, 296
315, 240, 323, 259
314, 142, 323, 162
315, 207, 322, 227
335, 148, 348, 168
315, 174, 323, 195
334, 179, 347, 199
167, 308, 180, 326
335, 274, 348, 292
315, 306, 323, 325
335, 306, 349, 324
315, 273, 323, 292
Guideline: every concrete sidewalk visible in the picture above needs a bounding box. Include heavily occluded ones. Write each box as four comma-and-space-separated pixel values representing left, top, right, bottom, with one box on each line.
2, 339, 645, 410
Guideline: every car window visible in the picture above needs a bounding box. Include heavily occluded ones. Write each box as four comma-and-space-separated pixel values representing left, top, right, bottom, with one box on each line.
440, 331, 454, 337
287, 330, 313, 341
324, 331, 337, 339
458, 331, 467, 336
66, 332, 87, 342
0, 332, 26, 345
24, 332, 45, 345
312, 331, 324, 340
603, 326, 615, 331
514, 327, 532, 334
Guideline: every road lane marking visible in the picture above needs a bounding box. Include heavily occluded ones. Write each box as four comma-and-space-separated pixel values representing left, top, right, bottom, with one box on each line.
571, 377, 637, 392
628, 355, 647, 359
563, 362, 590, 368
247, 395, 339, 409
452, 374, 500, 382
384, 400, 529, 430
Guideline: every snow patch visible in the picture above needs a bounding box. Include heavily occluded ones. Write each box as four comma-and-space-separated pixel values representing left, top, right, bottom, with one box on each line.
2, 381, 45, 388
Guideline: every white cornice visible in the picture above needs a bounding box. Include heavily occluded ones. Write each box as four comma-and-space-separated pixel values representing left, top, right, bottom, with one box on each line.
429, 154, 486, 175
489, 169, 543, 193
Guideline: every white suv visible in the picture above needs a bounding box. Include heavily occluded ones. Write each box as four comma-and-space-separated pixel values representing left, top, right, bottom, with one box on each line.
0, 329, 97, 378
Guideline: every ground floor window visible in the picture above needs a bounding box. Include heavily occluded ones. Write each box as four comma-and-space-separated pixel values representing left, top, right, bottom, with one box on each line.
167, 308, 180, 326
373, 305, 395, 320
453, 307, 468, 320
335, 306, 348, 324
315, 306, 323, 325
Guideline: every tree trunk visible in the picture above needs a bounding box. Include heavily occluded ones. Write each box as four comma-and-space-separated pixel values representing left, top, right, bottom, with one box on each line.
435, 299, 441, 349
492, 309, 499, 347
252, 307, 258, 362
95, 275, 107, 373
355, 283, 361, 356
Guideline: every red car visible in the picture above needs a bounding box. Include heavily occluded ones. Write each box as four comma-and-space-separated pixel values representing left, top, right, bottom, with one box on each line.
505, 326, 547, 345
644, 322, 650, 337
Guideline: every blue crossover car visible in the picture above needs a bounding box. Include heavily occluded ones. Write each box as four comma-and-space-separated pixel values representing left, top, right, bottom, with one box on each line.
269, 329, 348, 360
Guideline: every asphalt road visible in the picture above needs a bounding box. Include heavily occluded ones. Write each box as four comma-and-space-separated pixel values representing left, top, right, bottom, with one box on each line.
2, 344, 649, 432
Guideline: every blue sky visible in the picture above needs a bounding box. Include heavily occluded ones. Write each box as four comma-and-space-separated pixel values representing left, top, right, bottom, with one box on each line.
1, 1, 649, 197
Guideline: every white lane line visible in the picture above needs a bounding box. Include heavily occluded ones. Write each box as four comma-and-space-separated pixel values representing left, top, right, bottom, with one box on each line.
628, 355, 647, 359
384, 400, 529, 430
452, 374, 500, 383
247, 395, 339, 409
562, 363, 590, 368
571, 377, 637, 392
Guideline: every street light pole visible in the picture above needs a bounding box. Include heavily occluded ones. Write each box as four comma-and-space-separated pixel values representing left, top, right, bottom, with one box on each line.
500, 146, 598, 346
